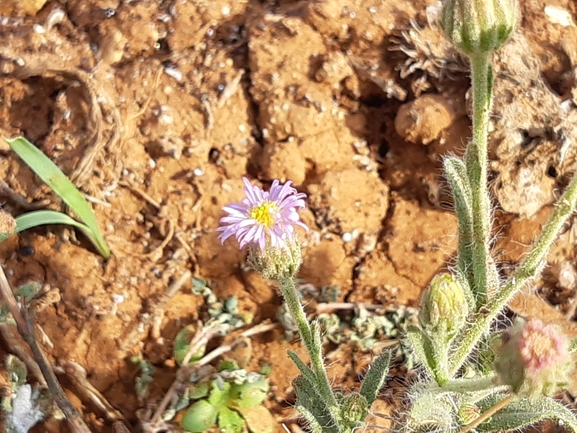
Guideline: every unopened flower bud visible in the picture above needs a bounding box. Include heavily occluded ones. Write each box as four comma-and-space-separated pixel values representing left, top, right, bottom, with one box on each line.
419, 273, 468, 340
247, 238, 302, 281
337, 392, 369, 426
440, 0, 518, 56
494, 318, 573, 398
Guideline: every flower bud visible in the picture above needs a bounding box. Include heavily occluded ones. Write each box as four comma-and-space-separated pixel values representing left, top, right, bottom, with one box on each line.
247, 238, 302, 281
440, 0, 518, 56
494, 318, 573, 398
419, 273, 468, 340
337, 392, 369, 427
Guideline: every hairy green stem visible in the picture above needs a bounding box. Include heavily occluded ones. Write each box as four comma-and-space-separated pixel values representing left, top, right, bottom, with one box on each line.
449, 170, 577, 377
466, 53, 493, 304
436, 376, 499, 394
278, 277, 339, 411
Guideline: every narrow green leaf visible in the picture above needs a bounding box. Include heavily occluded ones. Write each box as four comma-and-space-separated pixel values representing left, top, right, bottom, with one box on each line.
287, 350, 318, 386
293, 376, 341, 433
12, 211, 97, 252
359, 350, 390, 406
406, 325, 437, 379
6, 137, 110, 258
443, 156, 476, 307
477, 396, 577, 432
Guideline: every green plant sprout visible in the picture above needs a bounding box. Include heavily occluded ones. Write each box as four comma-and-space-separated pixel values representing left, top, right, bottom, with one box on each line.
132, 278, 275, 432
179, 362, 272, 433
0, 136, 110, 259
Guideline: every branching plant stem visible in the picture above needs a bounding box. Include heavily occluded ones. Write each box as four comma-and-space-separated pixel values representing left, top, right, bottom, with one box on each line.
0, 266, 91, 433
449, 169, 577, 377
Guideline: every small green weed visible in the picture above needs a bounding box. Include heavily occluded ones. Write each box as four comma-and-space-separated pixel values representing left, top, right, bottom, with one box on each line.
0, 136, 110, 258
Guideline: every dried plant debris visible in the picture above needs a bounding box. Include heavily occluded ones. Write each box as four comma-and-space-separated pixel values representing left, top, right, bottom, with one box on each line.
318, 305, 419, 368
389, 18, 467, 95
2, 356, 53, 433
490, 33, 577, 218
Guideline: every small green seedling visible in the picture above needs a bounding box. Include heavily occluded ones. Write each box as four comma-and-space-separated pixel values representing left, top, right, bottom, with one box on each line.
173, 325, 207, 366
0, 137, 110, 258
180, 362, 273, 433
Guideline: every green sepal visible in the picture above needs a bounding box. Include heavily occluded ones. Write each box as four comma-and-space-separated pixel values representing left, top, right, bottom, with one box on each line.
476, 396, 577, 432
359, 350, 391, 406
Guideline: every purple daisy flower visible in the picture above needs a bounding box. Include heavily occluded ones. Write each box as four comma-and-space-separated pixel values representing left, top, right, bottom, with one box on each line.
217, 177, 308, 250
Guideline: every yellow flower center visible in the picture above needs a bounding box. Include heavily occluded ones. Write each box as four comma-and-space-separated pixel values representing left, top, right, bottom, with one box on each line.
249, 202, 277, 227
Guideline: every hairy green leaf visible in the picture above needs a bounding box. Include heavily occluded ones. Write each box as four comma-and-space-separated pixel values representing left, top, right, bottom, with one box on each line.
477, 396, 577, 432
360, 350, 391, 406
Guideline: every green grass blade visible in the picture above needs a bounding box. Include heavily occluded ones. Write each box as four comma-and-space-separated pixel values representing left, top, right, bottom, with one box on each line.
5, 137, 110, 258
14, 211, 98, 252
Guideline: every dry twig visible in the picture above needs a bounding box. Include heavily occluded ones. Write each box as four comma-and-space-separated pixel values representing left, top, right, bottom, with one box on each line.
0, 266, 91, 433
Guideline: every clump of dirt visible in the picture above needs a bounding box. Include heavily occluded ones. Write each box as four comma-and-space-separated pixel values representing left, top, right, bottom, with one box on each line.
0, 0, 577, 432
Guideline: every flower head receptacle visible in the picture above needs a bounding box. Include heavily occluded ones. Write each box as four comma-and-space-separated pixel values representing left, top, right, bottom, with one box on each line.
494, 318, 573, 398
440, 0, 518, 56
419, 273, 469, 341
247, 239, 303, 281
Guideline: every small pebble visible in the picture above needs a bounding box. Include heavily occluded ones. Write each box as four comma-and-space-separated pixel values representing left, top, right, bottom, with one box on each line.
163, 66, 182, 81
342, 233, 353, 242
544, 5, 573, 27
112, 294, 125, 304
